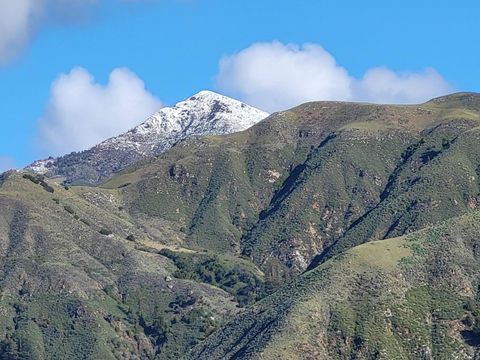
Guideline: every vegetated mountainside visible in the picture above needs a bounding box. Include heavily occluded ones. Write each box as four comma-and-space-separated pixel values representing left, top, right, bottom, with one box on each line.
26, 91, 268, 186
190, 208, 480, 360
104, 92, 480, 285
0, 171, 267, 359
3, 92, 480, 359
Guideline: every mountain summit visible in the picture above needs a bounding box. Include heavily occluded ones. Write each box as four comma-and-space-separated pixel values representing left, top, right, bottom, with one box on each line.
27, 91, 269, 185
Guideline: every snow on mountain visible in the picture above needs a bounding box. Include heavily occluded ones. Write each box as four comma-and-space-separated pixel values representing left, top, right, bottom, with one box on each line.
28, 158, 56, 174
26, 91, 269, 185
99, 90, 268, 156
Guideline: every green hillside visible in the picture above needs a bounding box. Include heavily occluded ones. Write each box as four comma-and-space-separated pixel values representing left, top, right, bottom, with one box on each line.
105, 92, 480, 284
0, 171, 256, 359
2, 93, 480, 358
191, 208, 480, 359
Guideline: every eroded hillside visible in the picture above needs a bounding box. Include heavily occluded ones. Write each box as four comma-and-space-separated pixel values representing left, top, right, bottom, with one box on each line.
105, 93, 480, 284
191, 208, 480, 359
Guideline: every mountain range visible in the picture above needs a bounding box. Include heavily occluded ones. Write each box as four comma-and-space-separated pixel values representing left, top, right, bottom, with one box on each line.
27, 91, 269, 185
1, 91, 480, 359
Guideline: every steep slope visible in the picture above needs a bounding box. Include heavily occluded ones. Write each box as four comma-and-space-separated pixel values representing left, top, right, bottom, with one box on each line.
6, 92, 480, 359
27, 91, 268, 186
190, 207, 480, 359
0, 171, 270, 359
102, 92, 480, 284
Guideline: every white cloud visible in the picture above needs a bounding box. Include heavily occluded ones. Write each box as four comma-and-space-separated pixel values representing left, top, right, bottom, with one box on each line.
0, 156, 16, 173
353, 67, 451, 104
0, 0, 99, 65
37, 67, 163, 156
0, 0, 43, 64
217, 41, 453, 112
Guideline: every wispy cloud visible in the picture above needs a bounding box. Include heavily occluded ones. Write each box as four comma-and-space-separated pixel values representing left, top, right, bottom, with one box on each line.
217, 41, 453, 112
0, 0, 155, 65
0, 0, 99, 65
37, 67, 163, 156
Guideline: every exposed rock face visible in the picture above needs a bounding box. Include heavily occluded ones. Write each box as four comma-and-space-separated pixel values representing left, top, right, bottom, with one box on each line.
27, 91, 268, 185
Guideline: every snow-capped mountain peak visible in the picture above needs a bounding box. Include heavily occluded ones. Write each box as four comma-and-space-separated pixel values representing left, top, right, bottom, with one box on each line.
27, 91, 269, 185
101, 90, 268, 154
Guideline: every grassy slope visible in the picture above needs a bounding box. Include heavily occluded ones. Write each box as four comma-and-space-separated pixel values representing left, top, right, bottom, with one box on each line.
0, 172, 246, 359
3, 93, 480, 358
190, 207, 480, 359
103, 93, 480, 284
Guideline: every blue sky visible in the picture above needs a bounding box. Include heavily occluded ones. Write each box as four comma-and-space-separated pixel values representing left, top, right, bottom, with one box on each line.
0, 0, 479, 169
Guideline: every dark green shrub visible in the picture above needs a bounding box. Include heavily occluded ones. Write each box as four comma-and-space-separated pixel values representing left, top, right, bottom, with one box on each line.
463, 313, 475, 327
23, 173, 54, 193
99, 228, 113, 236
23, 173, 42, 184
64, 205, 75, 215
40, 181, 54, 193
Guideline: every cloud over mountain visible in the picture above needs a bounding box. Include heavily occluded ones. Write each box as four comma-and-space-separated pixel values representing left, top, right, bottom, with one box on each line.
217, 41, 453, 112
37, 67, 163, 156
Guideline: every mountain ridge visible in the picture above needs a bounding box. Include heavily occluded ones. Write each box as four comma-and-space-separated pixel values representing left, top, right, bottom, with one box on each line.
26, 90, 269, 185
101, 92, 480, 284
